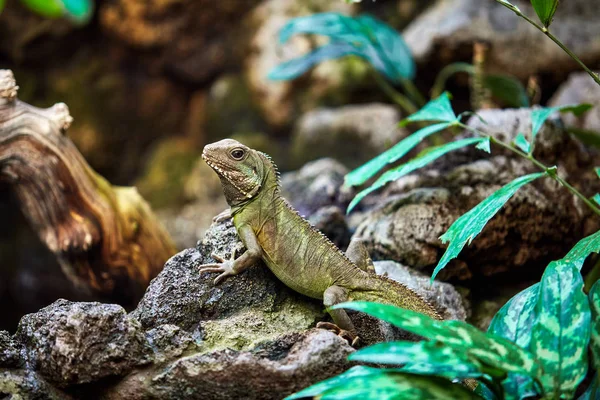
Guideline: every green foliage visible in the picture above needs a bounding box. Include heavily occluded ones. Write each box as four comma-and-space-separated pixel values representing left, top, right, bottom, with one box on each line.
399, 92, 456, 126
594, 194, 600, 207
483, 74, 530, 108
530, 104, 593, 153
596, 167, 600, 178
344, 122, 452, 187
513, 133, 531, 153
0, 0, 5, 14
285, 366, 479, 400
579, 374, 600, 400
268, 13, 414, 83
557, 229, 600, 270
348, 137, 489, 212
590, 281, 600, 370
60, 0, 93, 23
432, 172, 545, 281
488, 284, 539, 399
530, 0, 559, 28
20, 0, 63, 17
350, 341, 485, 379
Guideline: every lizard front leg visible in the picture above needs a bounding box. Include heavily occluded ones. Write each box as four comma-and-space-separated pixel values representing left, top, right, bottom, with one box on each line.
317, 285, 360, 347
199, 224, 262, 284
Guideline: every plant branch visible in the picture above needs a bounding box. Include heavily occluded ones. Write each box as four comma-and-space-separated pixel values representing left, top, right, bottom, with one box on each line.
494, 0, 600, 87
370, 69, 418, 115
459, 122, 600, 217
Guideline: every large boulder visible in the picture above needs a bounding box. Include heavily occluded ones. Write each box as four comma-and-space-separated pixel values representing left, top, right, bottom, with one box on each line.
16, 300, 149, 386
549, 71, 600, 133
403, 0, 600, 80
353, 108, 600, 280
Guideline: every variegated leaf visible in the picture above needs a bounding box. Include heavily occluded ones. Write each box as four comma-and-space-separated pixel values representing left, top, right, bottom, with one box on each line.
530, 261, 591, 397
558, 229, 600, 270
589, 281, 600, 370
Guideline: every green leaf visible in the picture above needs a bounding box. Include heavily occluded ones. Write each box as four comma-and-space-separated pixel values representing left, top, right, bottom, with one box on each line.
347, 137, 486, 212
557, 229, 600, 270
531, 104, 593, 153
344, 122, 451, 187
433, 172, 545, 280
285, 366, 478, 400
474, 382, 497, 400
596, 167, 600, 179
590, 281, 600, 370
484, 74, 529, 108
400, 92, 456, 126
334, 302, 541, 378
530, 260, 591, 397
514, 133, 531, 153
59, 0, 93, 23
530, 0, 559, 27
496, 0, 521, 13
0, 0, 5, 14
594, 194, 600, 207
20, 0, 63, 17
268, 42, 358, 81
271, 13, 415, 83
350, 341, 485, 379
487, 284, 540, 399
476, 137, 491, 153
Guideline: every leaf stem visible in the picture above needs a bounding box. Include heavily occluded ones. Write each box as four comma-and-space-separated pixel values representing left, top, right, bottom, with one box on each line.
459, 122, 600, 217
370, 69, 418, 115
494, 0, 600, 87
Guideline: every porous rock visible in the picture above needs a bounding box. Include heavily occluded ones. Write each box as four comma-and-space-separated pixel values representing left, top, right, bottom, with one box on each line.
354, 108, 600, 280
403, 0, 600, 79
549, 71, 600, 133
0, 369, 71, 400
374, 261, 468, 321
0, 331, 21, 369
16, 299, 149, 387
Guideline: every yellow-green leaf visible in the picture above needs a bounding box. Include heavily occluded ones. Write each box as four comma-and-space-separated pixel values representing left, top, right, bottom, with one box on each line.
530, 0, 559, 27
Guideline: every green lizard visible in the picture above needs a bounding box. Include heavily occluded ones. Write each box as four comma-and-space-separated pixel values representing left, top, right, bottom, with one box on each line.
199, 139, 441, 344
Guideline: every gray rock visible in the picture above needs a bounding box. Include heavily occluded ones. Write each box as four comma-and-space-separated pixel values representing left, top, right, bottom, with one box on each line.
353, 108, 600, 280
16, 299, 149, 387
0, 330, 22, 368
549, 71, 600, 134
308, 206, 351, 249
0, 369, 71, 400
103, 330, 353, 400
403, 0, 600, 79
290, 104, 405, 168
374, 260, 468, 321
281, 158, 349, 216
145, 324, 197, 364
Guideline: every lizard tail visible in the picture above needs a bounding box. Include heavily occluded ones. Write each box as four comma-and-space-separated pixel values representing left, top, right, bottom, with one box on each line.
348, 274, 442, 321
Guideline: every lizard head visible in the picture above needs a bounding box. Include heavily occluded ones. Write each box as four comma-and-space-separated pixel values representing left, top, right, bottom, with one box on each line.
202, 139, 276, 206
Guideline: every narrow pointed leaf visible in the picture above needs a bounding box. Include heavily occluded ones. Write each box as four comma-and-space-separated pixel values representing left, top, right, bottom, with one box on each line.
20, 0, 63, 17
488, 284, 539, 398
400, 92, 456, 126
530, 0, 559, 27
433, 172, 545, 280
514, 133, 531, 153
484, 74, 529, 107
596, 167, 600, 178
268, 42, 357, 81
347, 137, 485, 212
590, 281, 600, 370
0, 0, 5, 14
334, 302, 541, 378
285, 366, 378, 399
350, 340, 485, 379
530, 261, 591, 397
594, 194, 600, 207
531, 104, 593, 153
476, 137, 491, 153
557, 229, 600, 270
278, 13, 360, 44
344, 122, 451, 187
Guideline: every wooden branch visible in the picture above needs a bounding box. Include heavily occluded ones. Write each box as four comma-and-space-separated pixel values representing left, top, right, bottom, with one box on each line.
0, 70, 177, 304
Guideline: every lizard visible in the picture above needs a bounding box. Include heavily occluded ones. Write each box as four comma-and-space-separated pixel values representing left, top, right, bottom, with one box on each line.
199, 139, 442, 344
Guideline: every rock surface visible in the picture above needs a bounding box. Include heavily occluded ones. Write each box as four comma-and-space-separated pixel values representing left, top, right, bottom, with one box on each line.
290, 104, 405, 168
16, 300, 149, 387
353, 108, 600, 280
404, 0, 600, 80
549, 71, 600, 134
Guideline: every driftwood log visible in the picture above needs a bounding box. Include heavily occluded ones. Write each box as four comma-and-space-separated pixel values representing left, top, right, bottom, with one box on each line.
0, 69, 176, 304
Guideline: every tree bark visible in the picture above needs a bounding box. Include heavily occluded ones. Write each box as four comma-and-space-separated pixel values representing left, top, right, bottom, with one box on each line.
0, 69, 177, 305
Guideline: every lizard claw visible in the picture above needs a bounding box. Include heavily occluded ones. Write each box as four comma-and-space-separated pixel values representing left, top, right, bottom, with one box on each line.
317, 322, 360, 347
213, 209, 232, 223
199, 252, 236, 284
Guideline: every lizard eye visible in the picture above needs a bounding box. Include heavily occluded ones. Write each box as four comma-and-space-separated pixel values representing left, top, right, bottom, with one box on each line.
230, 148, 245, 160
